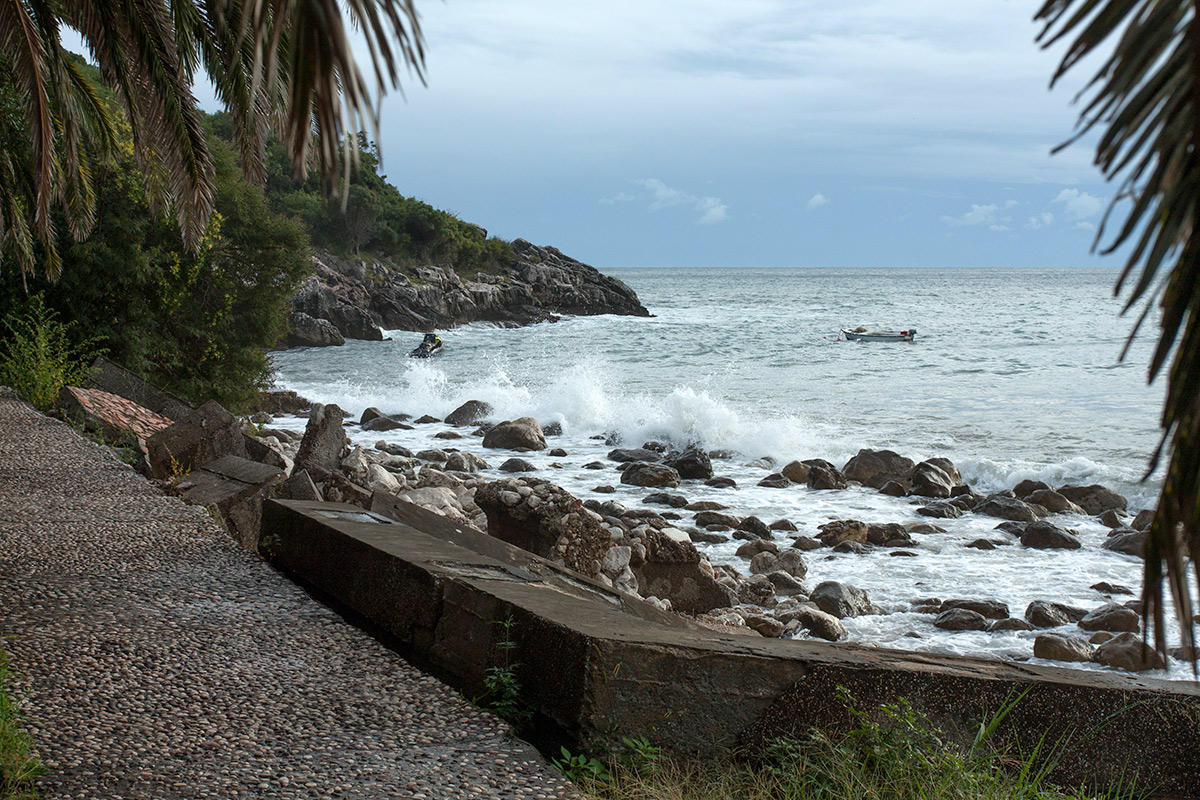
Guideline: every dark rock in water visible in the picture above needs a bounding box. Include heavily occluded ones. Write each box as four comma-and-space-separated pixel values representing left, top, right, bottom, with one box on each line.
621, 462, 682, 488
735, 539, 779, 558
547, 448, 568, 457
695, 510, 741, 528
769, 518, 798, 531
773, 549, 808, 579
810, 581, 871, 618
689, 528, 728, 544
1091, 581, 1133, 596
608, 447, 662, 463
414, 415, 441, 424
687, 501, 728, 511
593, 485, 616, 493
483, 418, 547, 451
765, 571, 807, 596
1056, 483, 1128, 515
542, 421, 563, 437
1013, 479, 1051, 498
736, 516, 773, 540
1026, 600, 1088, 628
887, 549, 918, 557
1102, 530, 1147, 558
1025, 489, 1083, 515
989, 618, 1033, 632
498, 457, 538, 473
934, 608, 988, 631
705, 476, 737, 489
360, 407, 386, 425
1020, 521, 1082, 550
926, 457, 961, 484
285, 310, 345, 348
375, 441, 414, 458
906, 522, 945, 534
791, 535, 823, 551
965, 539, 996, 550
788, 606, 847, 641
1097, 509, 1125, 529
910, 460, 954, 498
583, 461, 606, 470
362, 415, 407, 432
641, 441, 668, 453
292, 403, 347, 475
993, 521, 1027, 536
1078, 603, 1140, 633
664, 447, 713, 479
917, 501, 961, 519
757, 474, 793, 489
643, 492, 689, 508
939, 598, 1009, 620
444, 451, 488, 472
1034, 633, 1094, 662
1092, 632, 1165, 671
832, 541, 869, 555
818, 519, 867, 546
1131, 508, 1154, 530
866, 522, 909, 546
879, 480, 907, 497
780, 460, 809, 484
445, 400, 492, 427
975, 495, 1039, 522
807, 463, 847, 490
841, 448, 915, 490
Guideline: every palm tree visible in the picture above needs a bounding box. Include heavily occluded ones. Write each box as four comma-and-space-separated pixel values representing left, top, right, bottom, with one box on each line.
1036, 0, 1200, 660
0, 0, 424, 281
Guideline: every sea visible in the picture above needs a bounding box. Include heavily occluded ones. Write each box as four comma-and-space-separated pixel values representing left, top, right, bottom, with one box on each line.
269, 266, 1193, 681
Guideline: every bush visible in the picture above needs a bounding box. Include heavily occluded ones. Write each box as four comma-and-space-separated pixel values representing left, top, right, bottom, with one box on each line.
0, 294, 100, 411
0, 648, 42, 800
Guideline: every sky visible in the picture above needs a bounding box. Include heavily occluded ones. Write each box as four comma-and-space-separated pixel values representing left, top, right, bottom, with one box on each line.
207, 2, 1123, 268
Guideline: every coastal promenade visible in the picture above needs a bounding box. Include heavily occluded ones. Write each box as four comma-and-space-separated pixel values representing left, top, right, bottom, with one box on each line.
0, 388, 579, 800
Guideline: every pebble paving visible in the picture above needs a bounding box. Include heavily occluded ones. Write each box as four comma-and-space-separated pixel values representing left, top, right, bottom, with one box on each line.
0, 389, 581, 799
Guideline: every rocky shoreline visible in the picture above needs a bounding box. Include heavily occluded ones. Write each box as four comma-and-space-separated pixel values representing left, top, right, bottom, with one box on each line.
243, 391, 1180, 677
283, 240, 650, 348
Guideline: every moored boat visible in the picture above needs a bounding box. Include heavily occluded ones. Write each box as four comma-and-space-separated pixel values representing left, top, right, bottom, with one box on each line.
841, 327, 916, 342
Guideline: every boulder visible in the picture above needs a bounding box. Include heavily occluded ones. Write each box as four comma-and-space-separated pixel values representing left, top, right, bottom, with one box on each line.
1034, 633, 1094, 662
499, 458, 538, 473
1131, 509, 1154, 531
362, 415, 408, 432
910, 460, 954, 498
934, 608, 988, 631
817, 519, 868, 547
769, 518, 798, 532
694, 510, 741, 528
146, 400, 249, 480
475, 478, 609, 569
810, 581, 871, 619
807, 463, 847, 490
1102, 530, 1147, 558
1092, 632, 1166, 671
1025, 600, 1088, 628
975, 495, 1040, 522
735, 540, 779, 558
757, 474, 792, 489
1013, 479, 1051, 498
744, 614, 786, 638
621, 463, 682, 488
482, 417, 546, 450
444, 451, 489, 472
643, 492, 689, 508
988, 618, 1034, 632
939, 599, 1009, 620
1025, 489, 1084, 515
772, 549, 808, 580
780, 460, 810, 484
749, 551, 778, 575
365, 463, 406, 494
865, 522, 910, 546
608, 447, 662, 463
634, 527, 737, 614
1056, 484, 1128, 515
1098, 509, 1125, 529
735, 516, 773, 540
764, 571, 806, 596
1077, 603, 1140, 633
664, 447, 713, 480
789, 606, 847, 641
445, 400, 493, 427
925, 457, 961, 484
293, 403, 347, 474
1020, 521, 1082, 550
917, 502, 961, 519
285, 311, 345, 348
841, 449, 915, 489
1090, 581, 1134, 596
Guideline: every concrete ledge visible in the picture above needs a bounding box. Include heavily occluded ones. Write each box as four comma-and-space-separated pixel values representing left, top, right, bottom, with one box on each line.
265, 499, 1200, 797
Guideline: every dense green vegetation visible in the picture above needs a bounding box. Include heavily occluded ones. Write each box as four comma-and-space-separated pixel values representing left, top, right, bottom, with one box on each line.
564, 691, 1143, 800
0, 648, 41, 800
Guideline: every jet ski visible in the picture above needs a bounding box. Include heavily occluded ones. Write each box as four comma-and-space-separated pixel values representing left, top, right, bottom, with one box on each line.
410, 332, 444, 358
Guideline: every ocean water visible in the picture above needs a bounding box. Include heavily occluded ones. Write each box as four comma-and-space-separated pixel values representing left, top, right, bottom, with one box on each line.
270, 267, 1190, 681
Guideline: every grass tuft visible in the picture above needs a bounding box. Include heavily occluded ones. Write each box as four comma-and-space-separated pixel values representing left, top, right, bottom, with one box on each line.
0, 648, 42, 800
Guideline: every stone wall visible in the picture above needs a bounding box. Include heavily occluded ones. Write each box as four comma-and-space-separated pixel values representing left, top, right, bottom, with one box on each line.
264, 499, 1200, 797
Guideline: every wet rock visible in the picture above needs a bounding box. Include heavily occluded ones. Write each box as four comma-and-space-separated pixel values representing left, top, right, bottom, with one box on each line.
689, 528, 728, 544
414, 415, 441, 424
818, 519, 868, 546
292, 403, 347, 475
1057, 484, 1127, 515
1077, 603, 1140, 633
749, 551, 778, 574
989, 618, 1033, 632
780, 460, 810, 484
866, 522, 910, 546
1091, 582, 1133, 596
832, 541, 869, 554
934, 608, 988, 631
757, 474, 793, 489
1102, 530, 1147, 558
705, 476, 737, 489
444, 451, 489, 472
1098, 509, 1126, 529
879, 480, 908, 497
608, 447, 662, 463
788, 606, 847, 641
965, 539, 997, 550
445, 400, 493, 427
1020, 521, 1082, 550
939, 599, 1009, 620
769, 518, 798, 531
1025, 489, 1084, 515
1034, 633, 1094, 662
790, 535, 823, 551
1092, 632, 1166, 671
917, 501, 961, 519
542, 421, 563, 437
1131, 509, 1154, 530
906, 522, 946, 534
841, 448, 915, 489
664, 447, 713, 479
773, 549, 808, 579
735, 516, 773, 540
975, 495, 1039, 522
764, 571, 807, 596
621, 463, 682, 488
925, 457, 961, 485
375, 441, 414, 458
499, 457, 538, 473
686, 500, 728, 511
482, 417, 546, 450
910, 460, 954, 498
735, 540, 779, 558
807, 462, 847, 490
643, 492, 689, 507
1025, 600, 1088, 628
362, 415, 409, 432
1013, 479, 1051, 498
810, 581, 871, 618
695, 510, 741, 528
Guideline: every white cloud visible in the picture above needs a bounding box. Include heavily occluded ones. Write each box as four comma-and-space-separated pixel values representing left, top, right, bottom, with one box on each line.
1075, 221, 1096, 232
599, 192, 635, 205
941, 203, 1003, 227
1027, 212, 1054, 229
637, 178, 729, 224
806, 193, 829, 210
988, 224, 1010, 232
1052, 189, 1103, 220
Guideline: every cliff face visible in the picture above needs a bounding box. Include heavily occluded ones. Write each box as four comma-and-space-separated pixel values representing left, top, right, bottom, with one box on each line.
283, 239, 649, 348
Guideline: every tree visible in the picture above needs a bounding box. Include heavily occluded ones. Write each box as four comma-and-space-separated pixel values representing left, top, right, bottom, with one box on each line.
0, 0, 425, 281
1037, 1, 1200, 659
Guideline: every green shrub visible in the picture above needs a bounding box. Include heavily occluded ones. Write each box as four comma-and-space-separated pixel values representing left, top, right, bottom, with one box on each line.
0, 648, 42, 800
0, 295, 100, 411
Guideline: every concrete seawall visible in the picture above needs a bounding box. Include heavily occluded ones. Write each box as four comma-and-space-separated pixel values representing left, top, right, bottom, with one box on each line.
266, 498, 1200, 798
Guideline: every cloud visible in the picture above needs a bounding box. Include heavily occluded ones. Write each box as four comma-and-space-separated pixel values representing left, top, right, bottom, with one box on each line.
1052, 189, 1103, 220
1075, 221, 1096, 232
1027, 212, 1054, 230
636, 178, 729, 224
806, 193, 829, 210
599, 192, 635, 205
988, 224, 1010, 232
940, 203, 1011, 228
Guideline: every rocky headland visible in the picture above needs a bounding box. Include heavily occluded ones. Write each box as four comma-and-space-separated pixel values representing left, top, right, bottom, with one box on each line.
283, 239, 650, 348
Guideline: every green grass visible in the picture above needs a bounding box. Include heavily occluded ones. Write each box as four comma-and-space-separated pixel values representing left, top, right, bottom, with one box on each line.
0, 648, 41, 800
564, 689, 1144, 800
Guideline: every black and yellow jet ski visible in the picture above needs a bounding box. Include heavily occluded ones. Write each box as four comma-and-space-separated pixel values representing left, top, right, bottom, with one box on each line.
410, 332, 444, 358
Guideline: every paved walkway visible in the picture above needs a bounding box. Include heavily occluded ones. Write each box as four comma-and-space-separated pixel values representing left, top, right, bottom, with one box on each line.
0, 389, 580, 800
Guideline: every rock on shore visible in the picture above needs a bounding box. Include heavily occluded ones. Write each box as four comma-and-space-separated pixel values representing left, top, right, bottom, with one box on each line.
282, 240, 650, 347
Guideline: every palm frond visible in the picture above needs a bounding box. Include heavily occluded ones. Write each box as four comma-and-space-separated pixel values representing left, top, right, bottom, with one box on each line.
1037, 0, 1200, 660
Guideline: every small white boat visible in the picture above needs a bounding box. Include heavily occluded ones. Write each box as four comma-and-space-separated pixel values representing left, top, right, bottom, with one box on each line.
841, 327, 916, 342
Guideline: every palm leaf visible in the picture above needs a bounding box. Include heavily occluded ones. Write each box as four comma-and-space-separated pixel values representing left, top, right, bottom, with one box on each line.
1037, 0, 1200, 661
